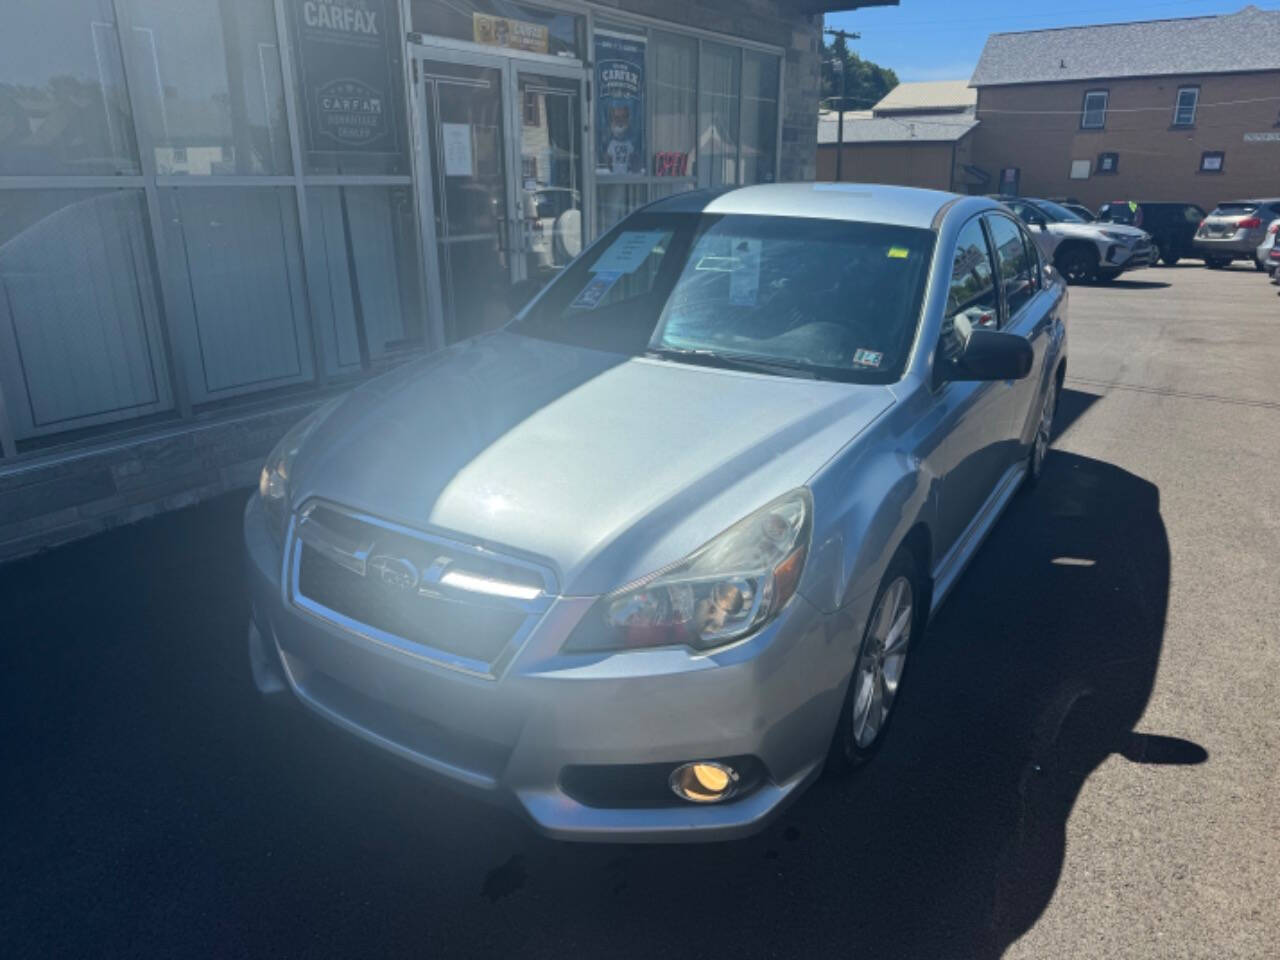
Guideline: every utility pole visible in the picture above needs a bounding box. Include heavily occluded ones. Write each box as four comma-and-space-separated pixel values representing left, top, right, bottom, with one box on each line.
824, 27, 860, 181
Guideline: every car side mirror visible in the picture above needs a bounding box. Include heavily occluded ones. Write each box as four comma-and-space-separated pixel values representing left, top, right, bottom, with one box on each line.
940, 328, 1034, 382
507, 276, 546, 313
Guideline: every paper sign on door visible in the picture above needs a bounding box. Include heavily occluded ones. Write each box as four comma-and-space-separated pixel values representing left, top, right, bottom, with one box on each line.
441, 123, 473, 177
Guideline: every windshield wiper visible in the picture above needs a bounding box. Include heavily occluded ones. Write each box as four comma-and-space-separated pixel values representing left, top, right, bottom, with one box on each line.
644, 346, 822, 380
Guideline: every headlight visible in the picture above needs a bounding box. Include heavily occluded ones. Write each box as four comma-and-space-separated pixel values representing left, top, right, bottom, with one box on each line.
258, 396, 344, 542
564, 489, 812, 654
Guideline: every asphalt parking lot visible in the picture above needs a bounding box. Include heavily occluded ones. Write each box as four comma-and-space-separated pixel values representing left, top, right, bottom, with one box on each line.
2, 264, 1277, 959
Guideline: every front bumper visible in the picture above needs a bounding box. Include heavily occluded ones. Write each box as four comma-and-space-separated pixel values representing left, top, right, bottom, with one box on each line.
243, 497, 856, 842
1100, 238, 1152, 272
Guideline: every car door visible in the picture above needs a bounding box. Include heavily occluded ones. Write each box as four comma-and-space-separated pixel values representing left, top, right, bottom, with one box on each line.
929, 216, 1023, 559
984, 212, 1059, 457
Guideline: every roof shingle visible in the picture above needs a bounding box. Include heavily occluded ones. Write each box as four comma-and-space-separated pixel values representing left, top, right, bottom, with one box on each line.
970, 5, 1280, 87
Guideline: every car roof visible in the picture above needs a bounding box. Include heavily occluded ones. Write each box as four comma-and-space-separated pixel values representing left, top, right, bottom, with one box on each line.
645, 182, 964, 230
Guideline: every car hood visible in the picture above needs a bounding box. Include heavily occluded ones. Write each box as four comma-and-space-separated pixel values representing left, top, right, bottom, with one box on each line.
290, 332, 894, 596
1051, 222, 1145, 241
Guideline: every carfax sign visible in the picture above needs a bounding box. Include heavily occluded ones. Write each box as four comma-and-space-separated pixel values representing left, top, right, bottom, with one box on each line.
292, 0, 398, 156
594, 32, 645, 175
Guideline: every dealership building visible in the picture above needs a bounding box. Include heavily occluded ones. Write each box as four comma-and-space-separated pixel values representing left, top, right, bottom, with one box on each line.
0, 0, 842, 559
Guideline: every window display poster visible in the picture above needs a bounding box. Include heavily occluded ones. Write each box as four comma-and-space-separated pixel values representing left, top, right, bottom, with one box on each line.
292, 0, 398, 155
473, 13, 549, 54
595, 32, 645, 175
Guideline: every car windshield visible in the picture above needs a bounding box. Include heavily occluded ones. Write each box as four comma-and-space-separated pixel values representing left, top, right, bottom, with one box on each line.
1211, 202, 1258, 216
513, 212, 935, 383
1033, 199, 1086, 223
1098, 203, 1136, 224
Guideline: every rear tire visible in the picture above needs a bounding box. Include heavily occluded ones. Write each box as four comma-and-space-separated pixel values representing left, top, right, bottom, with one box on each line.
1205, 257, 1228, 269
828, 547, 924, 773
1024, 377, 1059, 489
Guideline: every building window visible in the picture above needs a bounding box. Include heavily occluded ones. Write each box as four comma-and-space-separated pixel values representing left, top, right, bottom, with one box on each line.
523, 91, 540, 127
521, 154, 538, 181
1173, 87, 1199, 127
1081, 90, 1108, 129
1200, 151, 1225, 173
1097, 152, 1119, 174
1069, 159, 1091, 179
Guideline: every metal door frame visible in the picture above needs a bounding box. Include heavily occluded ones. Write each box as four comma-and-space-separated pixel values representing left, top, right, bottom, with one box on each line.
507, 60, 591, 280
407, 41, 590, 347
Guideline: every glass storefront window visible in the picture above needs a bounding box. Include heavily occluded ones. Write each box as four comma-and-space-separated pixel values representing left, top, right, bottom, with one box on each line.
123, 0, 291, 175
306, 186, 426, 370
0, 1, 139, 176
741, 50, 779, 185
652, 32, 697, 182
698, 42, 739, 189
412, 0, 583, 59
159, 188, 313, 401
596, 182, 648, 234
0, 190, 172, 439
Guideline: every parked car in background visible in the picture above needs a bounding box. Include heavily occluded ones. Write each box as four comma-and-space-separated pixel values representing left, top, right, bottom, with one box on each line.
1097, 200, 1206, 266
997, 196, 1152, 284
245, 185, 1068, 842
1255, 219, 1279, 281
1194, 199, 1280, 270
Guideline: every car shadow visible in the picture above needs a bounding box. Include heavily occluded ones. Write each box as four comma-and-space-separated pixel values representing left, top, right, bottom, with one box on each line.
1087, 278, 1170, 290
0, 450, 1190, 959
1052, 386, 1098, 438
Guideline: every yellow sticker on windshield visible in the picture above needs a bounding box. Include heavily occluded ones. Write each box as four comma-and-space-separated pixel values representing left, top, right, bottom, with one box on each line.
887, 246, 909, 259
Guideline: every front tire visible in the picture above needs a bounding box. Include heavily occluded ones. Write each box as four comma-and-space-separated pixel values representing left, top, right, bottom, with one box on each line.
1161, 252, 1180, 266
828, 548, 923, 772
1055, 246, 1097, 284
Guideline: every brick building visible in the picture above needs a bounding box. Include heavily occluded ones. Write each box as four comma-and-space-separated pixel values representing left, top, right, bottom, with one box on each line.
968, 6, 1280, 210
816, 80, 979, 190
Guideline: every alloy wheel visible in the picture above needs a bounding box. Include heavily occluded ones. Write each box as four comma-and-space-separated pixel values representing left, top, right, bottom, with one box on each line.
1032, 384, 1056, 478
851, 576, 914, 749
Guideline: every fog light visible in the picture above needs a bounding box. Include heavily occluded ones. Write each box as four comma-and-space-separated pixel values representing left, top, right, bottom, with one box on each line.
669, 761, 739, 803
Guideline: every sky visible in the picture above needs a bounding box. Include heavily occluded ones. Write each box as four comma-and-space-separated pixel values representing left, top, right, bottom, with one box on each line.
825, 0, 1280, 84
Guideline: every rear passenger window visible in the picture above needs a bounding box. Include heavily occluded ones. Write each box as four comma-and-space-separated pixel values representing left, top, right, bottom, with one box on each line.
986, 214, 1036, 319
946, 219, 998, 328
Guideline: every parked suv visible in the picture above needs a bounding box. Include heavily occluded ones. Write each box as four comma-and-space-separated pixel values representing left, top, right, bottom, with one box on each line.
1097, 200, 1206, 266
1259, 218, 1280, 282
1194, 199, 1280, 270
998, 196, 1152, 284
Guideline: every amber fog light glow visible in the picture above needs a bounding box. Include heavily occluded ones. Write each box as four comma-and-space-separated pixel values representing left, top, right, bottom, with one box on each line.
670, 761, 739, 803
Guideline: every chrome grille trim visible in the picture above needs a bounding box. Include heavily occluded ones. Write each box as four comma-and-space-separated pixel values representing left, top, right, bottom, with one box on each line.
286, 500, 558, 680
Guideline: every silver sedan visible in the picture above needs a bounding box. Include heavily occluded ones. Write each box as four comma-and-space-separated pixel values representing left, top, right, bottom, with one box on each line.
244, 184, 1068, 842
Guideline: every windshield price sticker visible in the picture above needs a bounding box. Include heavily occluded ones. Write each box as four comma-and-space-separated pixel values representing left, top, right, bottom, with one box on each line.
590, 230, 667, 274
570, 270, 622, 309
852, 348, 883, 368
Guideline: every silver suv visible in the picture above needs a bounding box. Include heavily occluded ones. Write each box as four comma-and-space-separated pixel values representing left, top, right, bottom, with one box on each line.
244, 185, 1068, 842
999, 196, 1153, 284
1194, 199, 1280, 270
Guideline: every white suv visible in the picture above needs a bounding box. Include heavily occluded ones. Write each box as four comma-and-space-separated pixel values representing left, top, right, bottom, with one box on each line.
1000, 197, 1153, 284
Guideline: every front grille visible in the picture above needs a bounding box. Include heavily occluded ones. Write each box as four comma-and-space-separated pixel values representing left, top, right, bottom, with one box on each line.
292, 504, 549, 669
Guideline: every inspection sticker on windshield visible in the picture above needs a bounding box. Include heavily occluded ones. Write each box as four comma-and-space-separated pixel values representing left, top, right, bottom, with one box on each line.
729, 238, 762, 306
852, 348, 883, 368
887, 246, 910, 259
570, 270, 622, 309
589, 230, 667, 274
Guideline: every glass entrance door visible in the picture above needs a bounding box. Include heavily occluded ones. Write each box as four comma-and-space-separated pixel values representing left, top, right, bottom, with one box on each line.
413, 49, 588, 344
513, 70, 585, 284
420, 60, 512, 343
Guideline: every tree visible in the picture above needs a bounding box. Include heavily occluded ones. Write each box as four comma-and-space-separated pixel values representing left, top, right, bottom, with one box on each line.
821, 35, 898, 112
